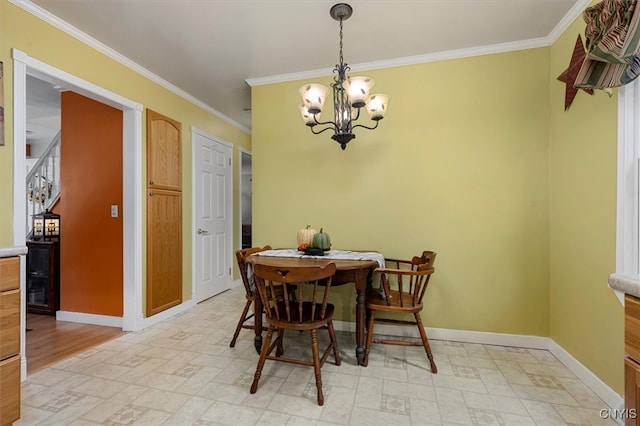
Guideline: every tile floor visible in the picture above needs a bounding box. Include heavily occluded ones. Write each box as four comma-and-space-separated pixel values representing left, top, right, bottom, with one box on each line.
18, 286, 616, 425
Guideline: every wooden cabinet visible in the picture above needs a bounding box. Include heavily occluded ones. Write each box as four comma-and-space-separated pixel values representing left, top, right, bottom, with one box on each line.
147, 189, 182, 316
146, 108, 183, 317
26, 240, 60, 315
0, 289, 19, 361
625, 294, 640, 425
0, 256, 21, 425
626, 358, 640, 426
147, 109, 182, 191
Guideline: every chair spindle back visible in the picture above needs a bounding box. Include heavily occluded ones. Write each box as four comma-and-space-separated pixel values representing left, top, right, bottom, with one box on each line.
380, 251, 436, 308
253, 263, 337, 324
235, 245, 272, 297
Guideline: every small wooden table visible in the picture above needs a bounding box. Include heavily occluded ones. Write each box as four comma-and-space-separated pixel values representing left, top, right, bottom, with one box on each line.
246, 254, 378, 366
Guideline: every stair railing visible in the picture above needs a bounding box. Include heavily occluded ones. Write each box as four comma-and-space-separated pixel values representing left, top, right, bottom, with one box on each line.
26, 131, 61, 235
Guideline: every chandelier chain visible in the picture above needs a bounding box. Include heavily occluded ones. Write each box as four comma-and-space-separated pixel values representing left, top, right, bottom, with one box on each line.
339, 17, 344, 68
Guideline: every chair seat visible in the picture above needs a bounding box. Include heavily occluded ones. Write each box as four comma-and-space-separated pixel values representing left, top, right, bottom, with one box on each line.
267, 302, 335, 330
366, 289, 422, 313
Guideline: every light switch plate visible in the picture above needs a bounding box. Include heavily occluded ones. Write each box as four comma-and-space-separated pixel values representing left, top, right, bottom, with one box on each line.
111, 205, 118, 218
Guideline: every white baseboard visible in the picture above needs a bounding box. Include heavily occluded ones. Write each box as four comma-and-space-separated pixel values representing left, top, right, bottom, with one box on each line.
56, 310, 123, 328
425, 326, 550, 349
334, 320, 622, 411
547, 340, 623, 415
334, 320, 549, 349
333, 320, 356, 333
55, 297, 198, 331
20, 355, 27, 383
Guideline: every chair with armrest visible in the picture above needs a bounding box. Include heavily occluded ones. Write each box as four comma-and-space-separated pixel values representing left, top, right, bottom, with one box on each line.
363, 251, 438, 373
229, 245, 273, 347
250, 262, 340, 406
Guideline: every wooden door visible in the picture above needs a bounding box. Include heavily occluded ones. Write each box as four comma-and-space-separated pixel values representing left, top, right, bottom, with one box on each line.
146, 109, 182, 316
147, 189, 182, 316
147, 109, 182, 191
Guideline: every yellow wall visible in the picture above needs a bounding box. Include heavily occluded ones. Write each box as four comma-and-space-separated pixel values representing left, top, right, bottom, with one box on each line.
0, 1, 251, 307
252, 48, 551, 335
252, 14, 627, 394
549, 18, 623, 392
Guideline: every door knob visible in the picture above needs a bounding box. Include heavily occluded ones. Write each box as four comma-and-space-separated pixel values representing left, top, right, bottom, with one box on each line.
197, 228, 209, 235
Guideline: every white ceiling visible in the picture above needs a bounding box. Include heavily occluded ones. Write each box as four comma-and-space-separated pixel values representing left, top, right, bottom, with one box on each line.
23, 0, 586, 133
26, 75, 61, 149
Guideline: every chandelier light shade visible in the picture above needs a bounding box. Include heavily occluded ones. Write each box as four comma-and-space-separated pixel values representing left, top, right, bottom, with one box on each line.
298, 3, 390, 150
366, 94, 390, 120
342, 76, 375, 108
299, 84, 330, 114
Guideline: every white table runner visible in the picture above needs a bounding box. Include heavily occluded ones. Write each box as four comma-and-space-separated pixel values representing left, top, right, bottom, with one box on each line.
254, 249, 385, 268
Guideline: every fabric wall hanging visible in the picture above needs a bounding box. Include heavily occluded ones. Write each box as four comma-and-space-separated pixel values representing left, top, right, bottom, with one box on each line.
574, 0, 640, 89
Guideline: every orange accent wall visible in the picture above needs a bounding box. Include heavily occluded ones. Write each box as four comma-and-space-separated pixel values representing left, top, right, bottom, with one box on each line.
60, 92, 123, 316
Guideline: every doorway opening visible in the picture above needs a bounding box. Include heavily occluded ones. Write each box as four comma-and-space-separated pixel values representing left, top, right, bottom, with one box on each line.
12, 48, 143, 378
240, 149, 252, 249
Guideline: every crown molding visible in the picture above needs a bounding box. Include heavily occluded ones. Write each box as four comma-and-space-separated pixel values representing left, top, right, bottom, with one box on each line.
247, 37, 550, 87
13, 0, 591, 120
547, 0, 592, 44
247, 0, 593, 87
10, 0, 251, 135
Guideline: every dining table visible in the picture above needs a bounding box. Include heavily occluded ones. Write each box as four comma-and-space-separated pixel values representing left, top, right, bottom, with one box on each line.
246, 249, 383, 366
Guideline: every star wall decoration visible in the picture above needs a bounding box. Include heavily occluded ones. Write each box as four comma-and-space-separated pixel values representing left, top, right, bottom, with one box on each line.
557, 34, 594, 110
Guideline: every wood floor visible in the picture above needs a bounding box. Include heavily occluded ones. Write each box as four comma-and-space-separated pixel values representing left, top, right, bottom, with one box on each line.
26, 313, 127, 375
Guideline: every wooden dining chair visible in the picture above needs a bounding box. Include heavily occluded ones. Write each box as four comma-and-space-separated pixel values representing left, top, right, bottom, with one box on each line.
229, 245, 273, 348
250, 262, 340, 406
363, 251, 438, 373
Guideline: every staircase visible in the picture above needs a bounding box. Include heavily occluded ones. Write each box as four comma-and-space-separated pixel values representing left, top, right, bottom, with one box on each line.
26, 131, 61, 235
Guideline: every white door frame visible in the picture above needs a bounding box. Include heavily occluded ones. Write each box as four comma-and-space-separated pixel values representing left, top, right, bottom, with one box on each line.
191, 126, 234, 301
12, 48, 143, 378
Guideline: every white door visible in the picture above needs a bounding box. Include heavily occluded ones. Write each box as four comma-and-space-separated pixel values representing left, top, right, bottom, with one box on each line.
193, 128, 233, 302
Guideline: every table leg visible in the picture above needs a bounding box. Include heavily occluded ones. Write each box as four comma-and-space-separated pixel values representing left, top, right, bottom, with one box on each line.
355, 286, 366, 365
353, 267, 374, 365
253, 294, 263, 353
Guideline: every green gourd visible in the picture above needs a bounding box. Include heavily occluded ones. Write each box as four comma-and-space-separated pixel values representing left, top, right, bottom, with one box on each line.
312, 228, 331, 250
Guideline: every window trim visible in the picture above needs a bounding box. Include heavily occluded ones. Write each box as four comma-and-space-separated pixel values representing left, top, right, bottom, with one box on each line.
614, 82, 640, 303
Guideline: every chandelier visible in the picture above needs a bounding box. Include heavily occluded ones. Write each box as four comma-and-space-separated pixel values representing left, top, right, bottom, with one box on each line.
298, 3, 390, 150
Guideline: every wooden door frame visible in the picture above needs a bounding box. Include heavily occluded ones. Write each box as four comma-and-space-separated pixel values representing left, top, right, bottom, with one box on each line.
190, 126, 234, 301
12, 49, 143, 378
